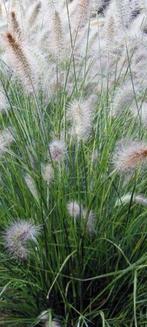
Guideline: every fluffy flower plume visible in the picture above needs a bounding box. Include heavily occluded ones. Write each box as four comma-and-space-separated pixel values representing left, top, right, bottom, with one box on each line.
0, 128, 14, 157
67, 200, 95, 233
130, 102, 147, 125
77, 0, 91, 28
110, 83, 135, 117
115, 193, 147, 206
4, 220, 40, 260
27, 1, 41, 28
3, 32, 37, 92
25, 173, 39, 201
0, 91, 9, 113
39, 311, 61, 327
44, 320, 61, 327
83, 208, 96, 234
41, 163, 54, 185
51, 10, 64, 59
67, 201, 83, 219
113, 139, 147, 173
67, 98, 95, 142
9, 11, 22, 38
49, 139, 66, 162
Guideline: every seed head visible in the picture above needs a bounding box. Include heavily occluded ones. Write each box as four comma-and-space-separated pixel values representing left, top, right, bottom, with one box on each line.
49, 139, 66, 162
41, 163, 54, 185
113, 139, 147, 173
67, 98, 94, 142
9, 11, 22, 39
4, 32, 36, 92
115, 193, 147, 206
83, 209, 96, 234
0, 128, 14, 157
4, 220, 40, 260
67, 201, 83, 219
27, 1, 41, 28
25, 174, 38, 201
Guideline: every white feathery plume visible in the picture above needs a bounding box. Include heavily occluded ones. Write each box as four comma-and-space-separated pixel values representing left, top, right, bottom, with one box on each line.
49, 139, 67, 162
91, 149, 99, 163
83, 209, 96, 234
78, 0, 91, 27
0, 128, 14, 157
67, 97, 95, 142
71, 0, 91, 30
129, 11, 147, 37
104, 13, 116, 50
39, 310, 61, 326
0, 91, 9, 113
25, 173, 39, 201
27, 1, 41, 29
4, 220, 40, 260
115, 0, 132, 28
115, 193, 147, 206
51, 9, 65, 59
130, 101, 147, 125
41, 163, 54, 185
44, 319, 61, 327
115, 193, 134, 206
67, 201, 83, 219
110, 82, 136, 117
113, 139, 147, 173
67, 200, 95, 233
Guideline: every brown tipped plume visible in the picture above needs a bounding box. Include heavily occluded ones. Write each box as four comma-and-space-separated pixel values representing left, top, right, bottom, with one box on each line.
113, 140, 147, 173
10, 11, 22, 38
5, 32, 32, 88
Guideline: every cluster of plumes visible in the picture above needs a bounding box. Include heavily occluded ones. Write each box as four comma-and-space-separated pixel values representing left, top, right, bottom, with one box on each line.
4, 220, 40, 260
0, 0, 146, 101
67, 200, 95, 234
0, 0, 147, 127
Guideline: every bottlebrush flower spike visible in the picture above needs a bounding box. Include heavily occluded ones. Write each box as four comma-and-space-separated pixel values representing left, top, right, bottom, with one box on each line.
4, 220, 40, 260
49, 139, 67, 162
0, 91, 9, 113
67, 201, 83, 219
44, 319, 61, 327
25, 173, 39, 201
27, 1, 41, 28
0, 128, 14, 157
75, 0, 91, 29
51, 10, 64, 58
3, 32, 36, 92
41, 163, 54, 185
39, 311, 61, 326
113, 139, 147, 173
67, 97, 95, 142
130, 102, 147, 125
83, 209, 96, 234
9, 11, 22, 39
115, 193, 147, 206
110, 82, 135, 117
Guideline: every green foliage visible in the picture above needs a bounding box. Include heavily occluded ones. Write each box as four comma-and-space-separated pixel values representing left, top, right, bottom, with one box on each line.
0, 65, 147, 327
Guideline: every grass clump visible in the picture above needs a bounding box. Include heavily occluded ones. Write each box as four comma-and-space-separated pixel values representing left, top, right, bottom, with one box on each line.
0, 0, 147, 326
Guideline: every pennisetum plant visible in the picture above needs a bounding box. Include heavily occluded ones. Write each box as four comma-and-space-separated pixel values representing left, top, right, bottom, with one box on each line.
0, 0, 147, 326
